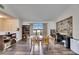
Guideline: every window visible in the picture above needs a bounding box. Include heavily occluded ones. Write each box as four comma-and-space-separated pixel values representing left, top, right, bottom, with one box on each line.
32, 23, 43, 35
33, 23, 43, 29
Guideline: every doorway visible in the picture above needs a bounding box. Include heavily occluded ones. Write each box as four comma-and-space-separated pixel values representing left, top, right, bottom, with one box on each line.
22, 25, 30, 41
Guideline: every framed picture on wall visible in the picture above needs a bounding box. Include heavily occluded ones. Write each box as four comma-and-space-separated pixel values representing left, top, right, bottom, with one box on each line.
56, 16, 73, 37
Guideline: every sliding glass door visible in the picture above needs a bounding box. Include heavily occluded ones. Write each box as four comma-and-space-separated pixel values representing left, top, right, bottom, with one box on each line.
32, 23, 44, 36
33, 29, 43, 35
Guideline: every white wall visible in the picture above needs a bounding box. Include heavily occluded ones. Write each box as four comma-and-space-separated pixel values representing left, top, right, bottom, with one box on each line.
14, 19, 22, 41
47, 21, 56, 35
18, 20, 22, 41
56, 5, 79, 39
22, 20, 56, 35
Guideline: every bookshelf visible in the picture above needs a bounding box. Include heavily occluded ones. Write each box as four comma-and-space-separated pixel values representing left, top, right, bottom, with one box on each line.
22, 25, 30, 41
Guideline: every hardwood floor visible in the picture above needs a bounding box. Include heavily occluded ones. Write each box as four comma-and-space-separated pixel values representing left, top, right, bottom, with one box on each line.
0, 41, 75, 55
0, 41, 30, 55
46, 44, 75, 55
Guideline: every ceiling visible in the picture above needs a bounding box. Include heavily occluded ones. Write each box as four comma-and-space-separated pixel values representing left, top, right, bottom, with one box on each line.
0, 10, 16, 19
4, 4, 71, 21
